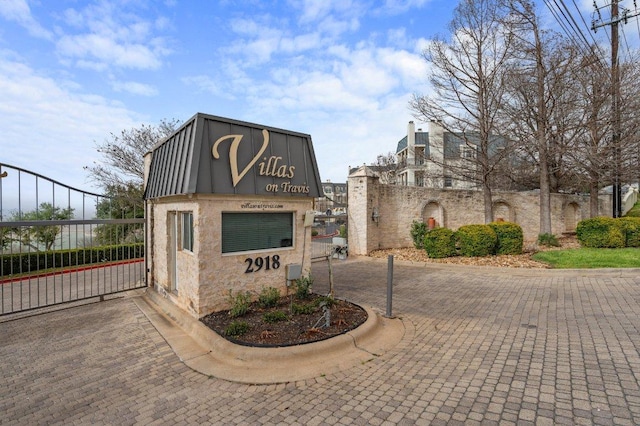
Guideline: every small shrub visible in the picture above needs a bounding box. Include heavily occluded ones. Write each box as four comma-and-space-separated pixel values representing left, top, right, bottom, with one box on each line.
312, 229, 319, 237
339, 224, 347, 239
410, 220, 428, 249
537, 233, 560, 247
263, 311, 288, 323
225, 321, 250, 336
291, 303, 316, 315
294, 275, 313, 300
618, 217, 640, 247
258, 286, 281, 309
314, 295, 337, 308
423, 227, 456, 258
576, 217, 625, 248
228, 290, 251, 318
455, 224, 497, 257
489, 221, 523, 255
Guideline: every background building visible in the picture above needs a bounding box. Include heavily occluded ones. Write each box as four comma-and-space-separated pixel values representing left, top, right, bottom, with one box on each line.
316, 180, 347, 215
395, 120, 505, 190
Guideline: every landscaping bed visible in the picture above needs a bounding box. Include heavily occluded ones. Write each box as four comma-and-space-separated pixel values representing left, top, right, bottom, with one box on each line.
200, 293, 368, 347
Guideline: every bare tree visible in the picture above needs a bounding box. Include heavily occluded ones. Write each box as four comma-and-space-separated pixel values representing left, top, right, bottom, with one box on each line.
499, 0, 593, 234
504, 1, 639, 223
85, 119, 180, 242
568, 48, 612, 216
500, 0, 554, 235
410, 0, 516, 223
617, 52, 640, 191
372, 152, 399, 184
563, 50, 640, 217
85, 119, 180, 189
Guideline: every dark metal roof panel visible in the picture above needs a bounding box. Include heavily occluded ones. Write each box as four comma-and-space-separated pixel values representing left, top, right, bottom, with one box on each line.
396, 136, 407, 153
416, 132, 429, 147
396, 132, 429, 154
144, 113, 322, 199
144, 116, 198, 198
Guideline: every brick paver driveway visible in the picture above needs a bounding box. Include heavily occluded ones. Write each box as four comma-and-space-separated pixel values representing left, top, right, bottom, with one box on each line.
2, 258, 640, 425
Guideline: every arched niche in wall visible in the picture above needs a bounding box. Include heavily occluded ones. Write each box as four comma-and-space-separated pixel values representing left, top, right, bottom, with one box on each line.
492, 200, 514, 222
563, 202, 580, 233
422, 200, 444, 229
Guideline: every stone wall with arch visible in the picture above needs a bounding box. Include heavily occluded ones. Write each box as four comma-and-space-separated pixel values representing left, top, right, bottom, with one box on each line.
347, 174, 612, 255
421, 200, 444, 229
493, 200, 515, 223
563, 202, 581, 233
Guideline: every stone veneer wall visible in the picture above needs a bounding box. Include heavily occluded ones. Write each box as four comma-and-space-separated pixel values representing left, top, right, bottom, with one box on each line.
348, 175, 613, 255
147, 194, 313, 318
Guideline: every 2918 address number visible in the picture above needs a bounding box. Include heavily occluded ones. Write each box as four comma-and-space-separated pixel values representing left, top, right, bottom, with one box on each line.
244, 255, 280, 273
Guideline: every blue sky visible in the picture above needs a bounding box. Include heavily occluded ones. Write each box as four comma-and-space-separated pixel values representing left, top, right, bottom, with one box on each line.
0, 0, 633, 192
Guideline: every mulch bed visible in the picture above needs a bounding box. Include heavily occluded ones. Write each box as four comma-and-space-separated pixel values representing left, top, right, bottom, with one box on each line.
200, 294, 368, 347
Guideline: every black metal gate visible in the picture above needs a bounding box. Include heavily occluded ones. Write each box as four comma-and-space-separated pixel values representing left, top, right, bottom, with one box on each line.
0, 163, 146, 316
311, 214, 348, 261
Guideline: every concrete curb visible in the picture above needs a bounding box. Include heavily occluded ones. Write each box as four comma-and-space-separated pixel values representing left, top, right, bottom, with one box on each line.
135, 289, 406, 384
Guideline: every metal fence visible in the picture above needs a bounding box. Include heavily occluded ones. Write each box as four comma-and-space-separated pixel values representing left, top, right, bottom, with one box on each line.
0, 163, 145, 315
311, 214, 348, 261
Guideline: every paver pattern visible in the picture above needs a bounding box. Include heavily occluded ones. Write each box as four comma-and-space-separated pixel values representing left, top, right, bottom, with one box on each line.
2, 258, 640, 425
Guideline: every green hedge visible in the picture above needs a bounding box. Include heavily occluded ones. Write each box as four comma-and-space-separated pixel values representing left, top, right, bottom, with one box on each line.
410, 220, 428, 249
455, 224, 497, 257
576, 217, 625, 248
423, 228, 456, 258
489, 221, 523, 255
0, 244, 144, 277
618, 217, 640, 247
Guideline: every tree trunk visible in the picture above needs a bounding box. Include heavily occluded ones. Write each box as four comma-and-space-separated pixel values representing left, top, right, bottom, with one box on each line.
484, 181, 494, 224
589, 180, 600, 217
535, 21, 552, 236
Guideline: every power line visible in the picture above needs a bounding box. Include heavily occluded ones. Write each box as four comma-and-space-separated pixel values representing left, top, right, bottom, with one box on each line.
592, 0, 640, 31
592, 0, 613, 45
544, 0, 588, 48
542, 0, 608, 68
571, 0, 604, 46
620, 24, 633, 61
592, 0, 640, 61
635, 0, 640, 39
543, 0, 592, 52
557, 0, 597, 48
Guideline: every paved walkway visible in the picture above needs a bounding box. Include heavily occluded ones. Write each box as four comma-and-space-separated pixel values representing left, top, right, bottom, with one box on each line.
2, 258, 640, 425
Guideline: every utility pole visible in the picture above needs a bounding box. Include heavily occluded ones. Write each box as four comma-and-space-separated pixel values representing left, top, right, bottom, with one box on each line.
592, 0, 639, 217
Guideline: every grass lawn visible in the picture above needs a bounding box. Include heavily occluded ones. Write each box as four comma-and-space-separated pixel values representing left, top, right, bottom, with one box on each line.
533, 248, 640, 269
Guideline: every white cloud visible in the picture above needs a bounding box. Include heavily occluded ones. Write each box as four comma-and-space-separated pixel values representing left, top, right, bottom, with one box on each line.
0, 55, 141, 188
377, 47, 428, 85
0, 0, 443, 186
295, 0, 364, 25
315, 15, 360, 37
279, 32, 323, 53
375, 0, 431, 15
182, 74, 235, 99
110, 80, 158, 97
53, 1, 172, 71
57, 33, 164, 70
206, 40, 429, 181
336, 49, 400, 96
296, 0, 335, 23
0, 0, 52, 39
